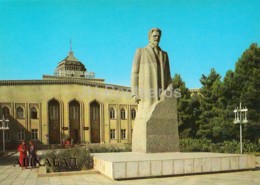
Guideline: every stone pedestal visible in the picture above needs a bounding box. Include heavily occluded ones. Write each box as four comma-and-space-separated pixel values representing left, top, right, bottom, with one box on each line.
93, 152, 256, 180
132, 97, 179, 153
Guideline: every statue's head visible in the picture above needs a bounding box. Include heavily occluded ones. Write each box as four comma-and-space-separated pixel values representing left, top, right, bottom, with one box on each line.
148, 28, 161, 47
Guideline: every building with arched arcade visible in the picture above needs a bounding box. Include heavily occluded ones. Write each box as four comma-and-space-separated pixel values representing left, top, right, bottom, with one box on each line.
0, 50, 137, 147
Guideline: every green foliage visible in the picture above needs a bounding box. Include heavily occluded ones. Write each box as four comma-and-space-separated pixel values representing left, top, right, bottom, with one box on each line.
87, 143, 131, 153
44, 144, 131, 173
213, 140, 240, 153
172, 74, 200, 138
222, 43, 260, 142
191, 43, 260, 143
214, 140, 260, 153
180, 138, 260, 153
180, 138, 212, 152
196, 68, 225, 141
243, 140, 260, 153
44, 146, 93, 172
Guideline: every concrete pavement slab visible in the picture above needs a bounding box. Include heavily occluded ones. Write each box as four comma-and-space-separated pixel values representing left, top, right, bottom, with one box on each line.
0, 151, 259, 185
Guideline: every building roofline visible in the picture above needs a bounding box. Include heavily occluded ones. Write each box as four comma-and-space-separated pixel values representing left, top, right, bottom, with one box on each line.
42, 75, 105, 82
0, 79, 131, 92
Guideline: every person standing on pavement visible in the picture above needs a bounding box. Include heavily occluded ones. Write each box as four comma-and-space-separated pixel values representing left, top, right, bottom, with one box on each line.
17, 140, 28, 169
28, 140, 37, 168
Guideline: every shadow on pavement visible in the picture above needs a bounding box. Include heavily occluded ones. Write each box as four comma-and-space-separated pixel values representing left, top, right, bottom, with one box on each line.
0, 152, 45, 167
0, 153, 19, 166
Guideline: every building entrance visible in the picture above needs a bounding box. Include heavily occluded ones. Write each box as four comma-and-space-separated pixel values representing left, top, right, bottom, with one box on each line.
69, 100, 80, 144
90, 101, 100, 143
48, 99, 60, 144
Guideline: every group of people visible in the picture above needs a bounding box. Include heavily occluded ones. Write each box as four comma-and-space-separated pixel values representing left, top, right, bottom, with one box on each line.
17, 140, 37, 169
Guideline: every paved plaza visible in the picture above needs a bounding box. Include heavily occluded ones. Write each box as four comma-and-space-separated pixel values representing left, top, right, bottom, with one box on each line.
0, 151, 259, 185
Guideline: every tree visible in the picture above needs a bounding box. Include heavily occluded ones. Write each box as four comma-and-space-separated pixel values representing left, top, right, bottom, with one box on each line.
196, 68, 224, 141
222, 43, 260, 142
172, 74, 200, 138
173, 43, 260, 143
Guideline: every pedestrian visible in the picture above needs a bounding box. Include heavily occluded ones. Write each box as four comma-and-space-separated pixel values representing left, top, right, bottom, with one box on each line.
17, 140, 28, 169
28, 140, 37, 168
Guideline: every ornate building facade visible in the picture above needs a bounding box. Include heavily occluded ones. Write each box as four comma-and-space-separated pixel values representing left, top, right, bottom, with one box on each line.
0, 50, 137, 147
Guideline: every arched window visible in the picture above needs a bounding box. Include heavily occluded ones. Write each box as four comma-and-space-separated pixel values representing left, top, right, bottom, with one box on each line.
49, 105, 59, 120
69, 101, 80, 120
131, 109, 136, 120
2, 106, 10, 118
109, 108, 115, 119
16, 106, 24, 119
120, 108, 126, 120
30, 107, 38, 119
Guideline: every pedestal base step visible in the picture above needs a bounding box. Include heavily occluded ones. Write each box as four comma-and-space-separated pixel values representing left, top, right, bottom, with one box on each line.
93, 152, 255, 180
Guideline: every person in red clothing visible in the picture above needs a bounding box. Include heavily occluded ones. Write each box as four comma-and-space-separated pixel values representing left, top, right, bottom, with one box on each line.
17, 140, 28, 169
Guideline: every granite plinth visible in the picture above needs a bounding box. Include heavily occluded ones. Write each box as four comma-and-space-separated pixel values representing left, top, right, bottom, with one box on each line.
132, 97, 180, 153
93, 152, 255, 180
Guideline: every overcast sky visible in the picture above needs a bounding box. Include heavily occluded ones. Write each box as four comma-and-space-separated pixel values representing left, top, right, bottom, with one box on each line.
0, 0, 259, 88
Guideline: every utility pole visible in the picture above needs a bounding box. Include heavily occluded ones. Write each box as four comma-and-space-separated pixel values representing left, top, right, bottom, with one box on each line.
234, 102, 248, 154
0, 115, 9, 152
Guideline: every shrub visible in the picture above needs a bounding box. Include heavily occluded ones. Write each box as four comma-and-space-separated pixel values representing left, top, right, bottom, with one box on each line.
44, 146, 93, 172
215, 140, 240, 153
243, 140, 260, 153
180, 138, 260, 154
180, 138, 212, 152
43, 143, 131, 172
87, 143, 131, 153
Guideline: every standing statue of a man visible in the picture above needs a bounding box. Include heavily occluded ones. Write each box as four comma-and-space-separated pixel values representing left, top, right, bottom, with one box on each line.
131, 28, 179, 153
131, 28, 173, 111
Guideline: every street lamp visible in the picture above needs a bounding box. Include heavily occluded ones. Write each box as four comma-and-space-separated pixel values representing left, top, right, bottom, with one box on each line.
0, 115, 9, 152
233, 102, 248, 154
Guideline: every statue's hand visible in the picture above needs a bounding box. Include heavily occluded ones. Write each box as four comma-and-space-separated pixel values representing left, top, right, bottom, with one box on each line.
133, 95, 141, 104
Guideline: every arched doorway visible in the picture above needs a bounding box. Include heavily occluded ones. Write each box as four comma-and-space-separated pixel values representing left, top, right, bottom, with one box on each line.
90, 101, 100, 143
48, 99, 61, 144
69, 100, 80, 144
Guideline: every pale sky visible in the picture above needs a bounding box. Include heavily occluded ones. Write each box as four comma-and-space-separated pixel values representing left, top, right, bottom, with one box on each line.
0, 0, 259, 88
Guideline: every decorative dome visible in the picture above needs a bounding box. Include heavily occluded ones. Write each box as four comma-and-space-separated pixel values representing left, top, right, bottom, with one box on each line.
55, 51, 87, 77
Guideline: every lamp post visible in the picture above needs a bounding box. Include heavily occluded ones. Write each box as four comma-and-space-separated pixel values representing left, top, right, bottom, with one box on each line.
0, 115, 9, 152
233, 102, 248, 154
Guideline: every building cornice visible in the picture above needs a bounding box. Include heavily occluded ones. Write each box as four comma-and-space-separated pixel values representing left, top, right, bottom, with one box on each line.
0, 79, 131, 92
42, 75, 105, 82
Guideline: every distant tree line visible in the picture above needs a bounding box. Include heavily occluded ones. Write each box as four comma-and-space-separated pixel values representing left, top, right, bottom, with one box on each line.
173, 43, 260, 143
